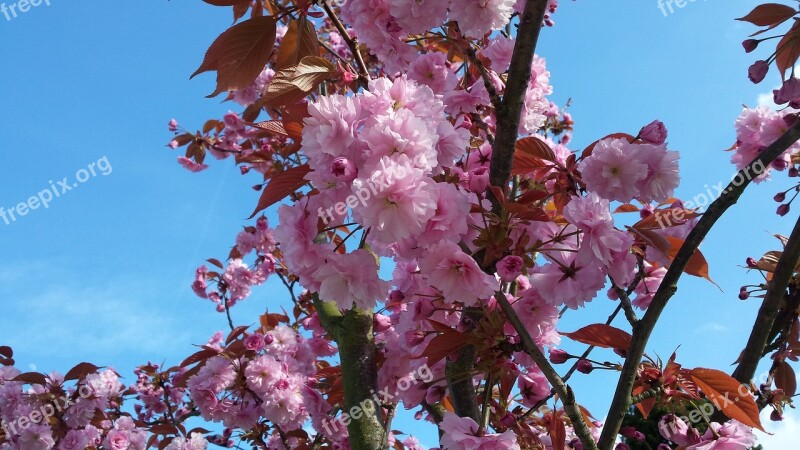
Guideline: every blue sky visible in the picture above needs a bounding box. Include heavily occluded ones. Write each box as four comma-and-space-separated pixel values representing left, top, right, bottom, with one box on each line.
0, 0, 797, 447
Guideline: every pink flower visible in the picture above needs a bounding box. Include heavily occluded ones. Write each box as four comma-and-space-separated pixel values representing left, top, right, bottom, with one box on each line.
244, 333, 267, 351
450, 0, 516, 38
687, 421, 757, 450
303, 94, 364, 160
578, 138, 648, 202
518, 369, 550, 406
632, 264, 666, 310
632, 143, 680, 203
497, 256, 524, 282
389, 0, 449, 35
563, 193, 630, 267
312, 250, 390, 310
352, 155, 437, 243
168, 119, 178, 131
530, 251, 606, 309
18, 424, 56, 450
408, 52, 459, 95
419, 240, 499, 306
177, 157, 209, 173
362, 108, 439, 172
439, 412, 520, 450
481, 36, 515, 72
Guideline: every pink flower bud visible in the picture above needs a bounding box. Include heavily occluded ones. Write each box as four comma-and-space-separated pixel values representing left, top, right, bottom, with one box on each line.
775, 192, 787, 202
778, 204, 791, 216
168, 119, 179, 131
748, 60, 769, 84
746, 257, 758, 268
549, 349, 570, 364
638, 120, 668, 145
742, 39, 759, 53
576, 359, 593, 374
373, 313, 392, 332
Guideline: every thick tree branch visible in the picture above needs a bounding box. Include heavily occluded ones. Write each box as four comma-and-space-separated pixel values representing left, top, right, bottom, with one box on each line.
732, 215, 800, 384
597, 119, 800, 449
488, 0, 549, 189
495, 292, 599, 450
313, 295, 386, 450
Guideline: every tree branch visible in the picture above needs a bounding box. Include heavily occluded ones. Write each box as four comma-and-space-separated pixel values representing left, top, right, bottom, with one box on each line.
322, 1, 370, 89
495, 292, 599, 450
597, 119, 800, 449
732, 214, 800, 384
313, 295, 385, 450
488, 0, 549, 190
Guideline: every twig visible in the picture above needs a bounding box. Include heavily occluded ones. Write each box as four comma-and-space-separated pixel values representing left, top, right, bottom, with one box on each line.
321, 1, 370, 88
495, 291, 599, 450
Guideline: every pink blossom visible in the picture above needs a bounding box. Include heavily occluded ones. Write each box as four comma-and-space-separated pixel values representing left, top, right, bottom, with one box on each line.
352, 155, 437, 243
312, 249, 390, 310
481, 36, 515, 72
419, 240, 499, 306
578, 138, 648, 202
632, 264, 666, 309
177, 157, 209, 173
530, 251, 606, 309
497, 256, 524, 282
518, 368, 550, 406
408, 52, 459, 95
449, 0, 516, 38
439, 412, 520, 450
632, 143, 680, 203
388, 0, 449, 35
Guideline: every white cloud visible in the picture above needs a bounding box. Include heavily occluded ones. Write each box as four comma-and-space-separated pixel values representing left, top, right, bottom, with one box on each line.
0, 265, 196, 367
756, 406, 800, 448
695, 322, 728, 334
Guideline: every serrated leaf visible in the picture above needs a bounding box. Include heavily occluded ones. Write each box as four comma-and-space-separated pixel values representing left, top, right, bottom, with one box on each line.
64, 362, 100, 381
688, 368, 764, 431
12, 372, 48, 385
561, 324, 632, 353
191, 16, 278, 97
248, 164, 311, 218
737, 3, 797, 27
275, 17, 320, 70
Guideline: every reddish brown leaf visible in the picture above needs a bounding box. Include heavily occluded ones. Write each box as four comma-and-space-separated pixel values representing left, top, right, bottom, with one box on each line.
419, 329, 473, 366
561, 324, 632, 353
180, 348, 220, 368
191, 16, 278, 97
737, 3, 797, 27
261, 56, 337, 108
516, 136, 557, 162
0, 346, 12, 359
776, 19, 800, 74
248, 164, 311, 218
633, 209, 700, 230
775, 361, 797, 397
688, 368, 764, 431
225, 325, 250, 345
663, 236, 713, 282
275, 17, 320, 70
64, 362, 100, 381
12, 372, 48, 385
614, 204, 640, 213
206, 258, 224, 269
250, 120, 290, 137
632, 385, 656, 418
547, 412, 566, 450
